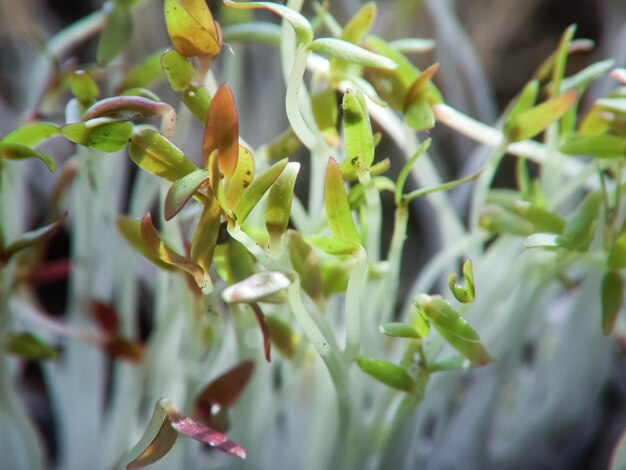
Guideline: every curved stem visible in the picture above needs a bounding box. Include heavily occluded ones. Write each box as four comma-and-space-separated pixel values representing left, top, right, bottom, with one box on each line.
343, 248, 368, 361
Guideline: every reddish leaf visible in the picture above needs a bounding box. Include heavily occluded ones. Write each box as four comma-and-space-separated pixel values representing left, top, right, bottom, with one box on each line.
92, 301, 119, 333
250, 303, 271, 362
104, 336, 145, 362
195, 361, 255, 422
203, 84, 239, 178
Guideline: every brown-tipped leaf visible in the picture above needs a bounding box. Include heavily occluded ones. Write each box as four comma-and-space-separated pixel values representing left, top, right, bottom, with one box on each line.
203, 84, 239, 177
164, 0, 222, 58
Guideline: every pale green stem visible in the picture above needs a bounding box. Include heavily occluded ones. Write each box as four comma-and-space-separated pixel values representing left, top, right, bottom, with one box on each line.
286, 46, 318, 152
343, 247, 368, 361
357, 168, 381, 262
469, 140, 508, 231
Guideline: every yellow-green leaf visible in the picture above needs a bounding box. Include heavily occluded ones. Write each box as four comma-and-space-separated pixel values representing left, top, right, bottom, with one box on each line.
164, 0, 222, 58
356, 356, 414, 392
324, 158, 360, 247
5, 332, 58, 360
0, 142, 56, 171
341, 89, 374, 170
62, 121, 132, 153
97, 1, 133, 66
265, 162, 299, 249
164, 169, 210, 220
602, 270, 624, 335
234, 158, 288, 224
161, 48, 195, 91
190, 195, 221, 277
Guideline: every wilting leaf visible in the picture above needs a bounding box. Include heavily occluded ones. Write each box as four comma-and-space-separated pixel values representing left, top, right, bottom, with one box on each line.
222, 271, 291, 304
225, 146, 254, 209
203, 84, 239, 177
97, 1, 133, 65
504, 91, 579, 143
164, 0, 222, 58
266, 315, 297, 358
0, 213, 67, 264
0, 142, 56, 171
117, 216, 177, 271
129, 126, 198, 182
234, 158, 288, 224
325, 158, 361, 248
341, 89, 374, 170
71, 70, 99, 104
356, 356, 414, 392
120, 398, 245, 469
140, 213, 208, 288
447, 259, 475, 304
2, 122, 60, 147
5, 332, 58, 360
309, 38, 396, 69
62, 121, 132, 153
560, 134, 626, 159
265, 162, 299, 249
415, 294, 490, 365
378, 322, 421, 339
164, 169, 210, 220
161, 48, 195, 91
602, 270, 624, 335
195, 361, 255, 423
190, 195, 221, 276
288, 230, 324, 306
223, 0, 313, 45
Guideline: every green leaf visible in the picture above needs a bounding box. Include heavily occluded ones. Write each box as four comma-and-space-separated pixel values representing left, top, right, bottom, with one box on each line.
129, 126, 198, 182
504, 90, 579, 143
0, 213, 68, 264
2, 123, 60, 147
405, 98, 435, 131
416, 295, 491, 365
117, 216, 177, 271
505, 80, 539, 127
404, 63, 440, 111
307, 236, 360, 255
608, 232, 626, 270
514, 201, 566, 233
161, 48, 195, 91
181, 85, 211, 123
164, 0, 222, 58
288, 230, 324, 306
427, 356, 473, 373
223, 0, 313, 45
139, 213, 208, 288
479, 205, 535, 236
221, 22, 282, 46
550, 25, 577, 96
560, 191, 602, 250
560, 59, 615, 93
309, 38, 396, 69
164, 169, 210, 220
447, 259, 475, 304
602, 270, 624, 335
0, 142, 56, 171
224, 145, 254, 209
62, 121, 133, 153
560, 134, 626, 158
5, 332, 58, 360
222, 271, 291, 304
190, 195, 221, 277
324, 158, 361, 247
71, 70, 99, 105
341, 89, 374, 170
265, 127, 301, 160
97, 1, 133, 66
234, 158, 288, 224
119, 398, 245, 469
265, 162, 299, 249
266, 315, 298, 358
310, 76, 338, 144
341, 2, 376, 44
117, 48, 167, 91
378, 322, 421, 339
356, 356, 415, 392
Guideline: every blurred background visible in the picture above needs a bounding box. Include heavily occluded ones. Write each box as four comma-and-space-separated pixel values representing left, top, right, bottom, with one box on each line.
1, 0, 626, 469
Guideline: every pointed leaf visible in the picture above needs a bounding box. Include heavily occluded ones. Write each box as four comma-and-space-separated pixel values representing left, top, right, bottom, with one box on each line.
602, 270, 624, 335
222, 271, 291, 304
164, 0, 222, 58
190, 195, 221, 276
203, 84, 239, 177
560, 134, 626, 159
225, 145, 254, 208
62, 121, 132, 153
1, 213, 68, 264
140, 213, 208, 287
223, 0, 313, 45
234, 158, 288, 224
325, 158, 360, 246
505, 80, 539, 126
404, 63, 440, 111
0, 142, 56, 171
164, 169, 210, 220
97, 2, 133, 65
129, 126, 198, 182
265, 162, 299, 249
416, 295, 490, 365
505, 91, 579, 143
309, 38, 396, 69
117, 216, 177, 271
195, 361, 254, 423
5, 332, 58, 360
356, 356, 414, 392
341, 2, 376, 44
249, 302, 271, 362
